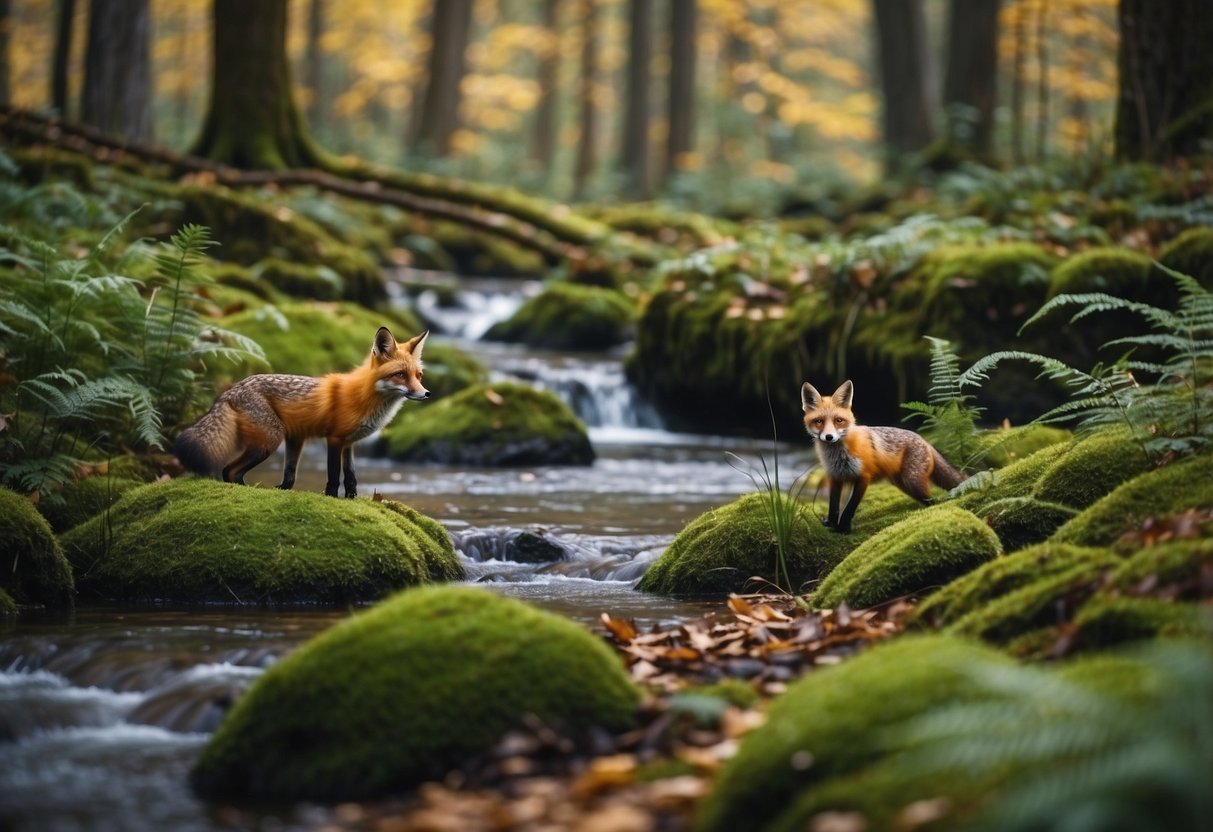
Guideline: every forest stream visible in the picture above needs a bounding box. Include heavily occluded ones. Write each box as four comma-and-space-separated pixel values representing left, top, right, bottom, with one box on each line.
0, 274, 815, 831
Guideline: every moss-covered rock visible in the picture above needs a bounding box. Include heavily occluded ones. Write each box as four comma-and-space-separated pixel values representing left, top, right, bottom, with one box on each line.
811, 503, 1002, 610
0, 488, 74, 608
252, 257, 343, 301
379, 382, 594, 467
485, 282, 636, 351
1158, 226, 1213, 287
191, 585, 639, 802
953, 440, 1071, 515
1047, 246, 1155, 299
913, 542, 1117, 629
1052, 452, 1213, 547
1032, 427, 1154, 509
978, 496, 1078, 553
0, 588, 16, 616
696, 636, 1012, 832
1069, 596, 1208, 649
59, 479, 462, 604
1109, 537, 1213, 592
636, 485, 918, 597
971, 424, 1070, 468
36, 474, 144, 534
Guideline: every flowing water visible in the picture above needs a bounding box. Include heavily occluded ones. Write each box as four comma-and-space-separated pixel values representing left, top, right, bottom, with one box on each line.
0, 274, 816, 831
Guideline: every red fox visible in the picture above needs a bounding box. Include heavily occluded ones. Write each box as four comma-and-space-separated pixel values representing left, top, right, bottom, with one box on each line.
802, 380, 966, 533
175, 327, 430, 498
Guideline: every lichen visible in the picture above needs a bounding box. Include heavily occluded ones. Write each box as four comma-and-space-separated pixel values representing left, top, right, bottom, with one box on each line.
59, 479, 462, 604
191, 585, 639, 802
810, 503, 1002, 610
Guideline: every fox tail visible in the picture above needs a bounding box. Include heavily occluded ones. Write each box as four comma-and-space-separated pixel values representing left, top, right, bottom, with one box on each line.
930, 448, 967, 490
175, 403, 238, 477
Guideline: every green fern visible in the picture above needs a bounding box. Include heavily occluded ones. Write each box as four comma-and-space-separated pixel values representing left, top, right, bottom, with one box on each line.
901, 336, 983, 470
958, 265, 1213, 465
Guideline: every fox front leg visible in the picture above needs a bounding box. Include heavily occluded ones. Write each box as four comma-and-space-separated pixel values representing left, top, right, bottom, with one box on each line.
824, 478, 841, 528
341, 445, 357, 499
325, 442, 343, 498
834, 479, 869, 534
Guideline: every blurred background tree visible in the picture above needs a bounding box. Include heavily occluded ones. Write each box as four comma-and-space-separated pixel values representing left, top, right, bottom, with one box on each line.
6, 0, 1198, 211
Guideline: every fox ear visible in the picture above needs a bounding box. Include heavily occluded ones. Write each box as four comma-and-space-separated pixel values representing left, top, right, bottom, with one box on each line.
801, 382, 823, 412
372, 327, 397, 360
832, 380, 854, 408
404, 329, 429, 358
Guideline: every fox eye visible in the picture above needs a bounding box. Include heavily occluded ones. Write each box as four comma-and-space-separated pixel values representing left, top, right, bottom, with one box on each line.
813, 418, 824, 426
834, 417, 846, 425
393, 371, 407, 379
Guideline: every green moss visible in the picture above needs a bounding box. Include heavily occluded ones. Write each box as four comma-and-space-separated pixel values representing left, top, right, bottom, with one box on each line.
0, 488, 74, 608
1070, 597, 1208, 649
914, 543, 1117, 629
59, 479, 461, 604
811, 504, 1002, 610
380, 381, 593, 467
191, 586, 639, 802
0, 588, 16, 616
1157, 226, 1213, 287
1032, 427, 1154, 509
1052, 453, 1213, 546
36, 474, 144, 534
972, 424, 1071, 469
1048, 246, 1154, 299
978, 496, 1079, 553
636, 485, 918, 597
696, 635, 1011, 832
253, 257, 343, 301
485, 283, 636, 351
1109, 538, 1213, 592
953, 440, 1071, 515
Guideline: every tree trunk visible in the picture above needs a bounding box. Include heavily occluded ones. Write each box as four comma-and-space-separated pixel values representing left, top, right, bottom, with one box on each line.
81, 0, 152, 140
942, 0, 1000, 158
304, 0, 326, 125
621, 0, 653, 199
530, 0, 560, 172
572, 0, 598, 199
1115, 0, 1213, 162
192, 0, 326, 169
51, 0, 75, 114
1010, 0, 1027, 165
872, 0, 935, 164
664, 0, 696, 185
412, 0, 473, 157
1034, 0, 1049, 163
0, 0, 10, 107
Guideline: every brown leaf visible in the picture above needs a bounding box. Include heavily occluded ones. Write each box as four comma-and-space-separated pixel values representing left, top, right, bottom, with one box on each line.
484, 388, 504, 406
601, 613, 637, 643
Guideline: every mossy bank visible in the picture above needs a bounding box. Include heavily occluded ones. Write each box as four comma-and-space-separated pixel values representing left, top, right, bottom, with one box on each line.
60, 479, 462, 604
191, 585, 639, 802
0, 487, 75, 610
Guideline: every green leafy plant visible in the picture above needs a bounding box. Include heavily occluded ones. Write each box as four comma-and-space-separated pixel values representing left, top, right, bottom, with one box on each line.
901, 336, 983, 471
0, 216, 263, 498
959, 265, 1213, 465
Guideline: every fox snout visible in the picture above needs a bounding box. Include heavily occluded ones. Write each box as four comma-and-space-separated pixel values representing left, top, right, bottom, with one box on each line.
819, 431, 840, 443
405, 386, 431, 401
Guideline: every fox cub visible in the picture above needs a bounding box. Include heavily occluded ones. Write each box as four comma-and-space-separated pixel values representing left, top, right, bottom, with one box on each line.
176, 327, 430, 498
802, 380, 966, 533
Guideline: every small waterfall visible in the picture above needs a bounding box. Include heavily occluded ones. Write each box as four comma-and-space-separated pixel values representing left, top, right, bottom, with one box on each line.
489, 354, 664, 431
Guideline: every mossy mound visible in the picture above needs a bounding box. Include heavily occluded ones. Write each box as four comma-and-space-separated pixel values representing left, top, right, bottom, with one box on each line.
1052, 453, 1213, 546
696, 635, 1011, 832
1047, 246, 1154, 299
811, 504, 1002, 610
218, 302, 483, 395
978, 496, 1078, 553
59, 479, 462, 604
36, 474, 144, 534
1070, 596, 1208, 649
913, 543, 1117, 629
1033, 428, 1153, 509
971, 424, 1070, 468
636, 485, 918, 597
380, 382, 594, 467
0, 588, 16, 616
1109, 537, 1213, 592
252, 257, 344, 301
1158, 226, 1213, 287
484, 282, 636, 350
953, 440, 1071, 515
0, 488, 75, 609
191, 586, 639, 802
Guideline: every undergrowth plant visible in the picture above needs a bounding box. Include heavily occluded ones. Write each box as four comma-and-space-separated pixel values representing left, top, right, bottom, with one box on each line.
0, 216, 263, 499
959, 265, 1213, 466
901, 336, 983, 471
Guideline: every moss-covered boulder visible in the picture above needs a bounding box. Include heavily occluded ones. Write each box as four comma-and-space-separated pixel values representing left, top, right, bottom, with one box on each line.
971, 424, 1070, 468
1033, 428, 1153, 509
913, 542, 1118, 630
252, 257, 343, 301
1158, 226, 1213, 287
484, 282, 636, 351
637, 485, 918, 597
953, 440, 1071, 515
0, 488, 75, 609
977, 496, 1078, 553
59, 479, 462, 604
696, 636, 1012, 832
36, 474, 144, 534
380, 382, 594, 467
191, 586, 639, 802
811, 503, 1002, 610
1047, 246, 1155, 299
218, 302, 483, 395
1069, 596, 1208, 649
1052, 453, 1213, 546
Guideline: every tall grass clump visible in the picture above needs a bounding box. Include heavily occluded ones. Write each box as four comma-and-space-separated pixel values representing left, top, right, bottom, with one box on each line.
0, 215, 263, 499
